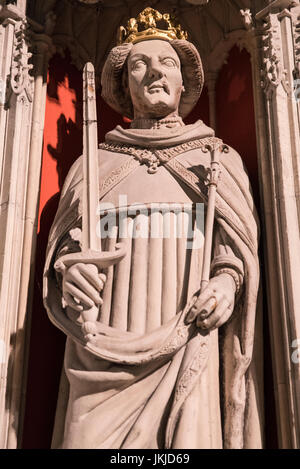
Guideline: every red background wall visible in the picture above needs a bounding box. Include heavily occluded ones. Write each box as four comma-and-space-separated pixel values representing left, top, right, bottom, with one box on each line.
22, 46, 277, 448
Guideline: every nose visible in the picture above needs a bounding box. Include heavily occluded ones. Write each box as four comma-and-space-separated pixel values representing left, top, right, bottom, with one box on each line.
148, 59, 163, 80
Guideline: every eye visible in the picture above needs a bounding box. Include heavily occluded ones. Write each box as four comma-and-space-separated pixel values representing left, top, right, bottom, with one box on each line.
131, 59, 146, 71
161, 58, 177, 68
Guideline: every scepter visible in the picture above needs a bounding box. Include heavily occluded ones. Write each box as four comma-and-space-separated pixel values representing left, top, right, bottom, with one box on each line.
186, 142, 228, 326
200, 142, 227, 292
54, 62, 125, 325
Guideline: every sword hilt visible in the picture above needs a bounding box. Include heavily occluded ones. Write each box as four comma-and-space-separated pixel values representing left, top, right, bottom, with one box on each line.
54, 243, 127, 324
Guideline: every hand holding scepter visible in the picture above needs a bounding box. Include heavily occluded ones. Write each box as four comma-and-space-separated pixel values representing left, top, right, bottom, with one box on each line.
185, 142, 235, 330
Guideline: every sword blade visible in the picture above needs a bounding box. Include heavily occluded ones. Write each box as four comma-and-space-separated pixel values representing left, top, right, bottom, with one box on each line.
82, 62, 101, 252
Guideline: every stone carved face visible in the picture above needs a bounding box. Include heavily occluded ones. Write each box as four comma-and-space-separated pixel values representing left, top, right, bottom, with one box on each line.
127, 40, 184, 119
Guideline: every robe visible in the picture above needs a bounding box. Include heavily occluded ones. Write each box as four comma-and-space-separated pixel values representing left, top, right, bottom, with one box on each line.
43, 120, 264, 449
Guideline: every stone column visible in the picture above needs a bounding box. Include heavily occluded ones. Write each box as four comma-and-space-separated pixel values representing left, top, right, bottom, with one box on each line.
0, 0, 54, 448
253, 0, 300, 448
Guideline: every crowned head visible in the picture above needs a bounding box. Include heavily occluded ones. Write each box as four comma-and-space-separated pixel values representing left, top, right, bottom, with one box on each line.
101, 8, 204, 120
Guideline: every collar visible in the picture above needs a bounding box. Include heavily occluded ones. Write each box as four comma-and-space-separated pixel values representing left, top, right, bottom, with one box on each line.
130, 116, 185, 130
105, 120, 215, 148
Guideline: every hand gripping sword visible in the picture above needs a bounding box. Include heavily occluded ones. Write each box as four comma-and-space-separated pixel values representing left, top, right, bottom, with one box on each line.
54, 62, 126, 325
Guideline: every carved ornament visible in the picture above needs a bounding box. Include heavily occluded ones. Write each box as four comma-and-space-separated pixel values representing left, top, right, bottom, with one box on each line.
117, 7, 188, 45
240, 8, 253, 30
293, 8, 300, 78
261, 14, 290, 97
9, 19, 34, 102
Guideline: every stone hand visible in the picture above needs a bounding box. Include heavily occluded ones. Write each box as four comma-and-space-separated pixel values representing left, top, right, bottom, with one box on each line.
62, 262, 106, 313
185, 273, 236, 330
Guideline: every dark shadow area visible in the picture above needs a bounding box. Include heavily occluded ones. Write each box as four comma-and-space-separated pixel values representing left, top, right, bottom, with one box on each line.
22, 194, 65, 449
216, 46, 259, 208
185, 84, 210, 127
5, 332, 16, 434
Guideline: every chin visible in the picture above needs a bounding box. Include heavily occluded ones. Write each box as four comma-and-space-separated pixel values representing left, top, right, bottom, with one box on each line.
145, 101, 175, 119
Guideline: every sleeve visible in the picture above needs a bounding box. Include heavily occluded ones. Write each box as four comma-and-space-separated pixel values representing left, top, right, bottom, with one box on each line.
211, 224, 244, 295
53, 226, 82, 292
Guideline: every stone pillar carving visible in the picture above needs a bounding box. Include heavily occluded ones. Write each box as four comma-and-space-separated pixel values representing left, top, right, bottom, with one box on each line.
254, 0, 300, 448
292, 6, 300, 126
0, 0, 54, 448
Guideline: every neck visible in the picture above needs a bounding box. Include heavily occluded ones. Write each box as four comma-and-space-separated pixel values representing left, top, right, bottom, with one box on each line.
130, 115, 185, 130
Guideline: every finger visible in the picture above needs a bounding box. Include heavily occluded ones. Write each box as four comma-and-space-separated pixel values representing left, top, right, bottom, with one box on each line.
186, 288, 214, 323
69, 270, 102, 305
82, 321, 98, 336
84, 333, 97, 344
79, 265, 106, 292
65, 306, 82, 323
196, 287, 215, 306
63, 291, 83, 312
197, 298, 229, 329
197, 296, 218, 317
64, 282, 96, 309
213, 307, 234, 329
77, 264, 104, 292
197, 298, 230, 329
186, 289, 213, 323
99, 272, 107, 284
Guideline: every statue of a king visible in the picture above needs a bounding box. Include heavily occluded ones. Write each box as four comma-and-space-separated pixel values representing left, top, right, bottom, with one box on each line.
43, 8, 263, 449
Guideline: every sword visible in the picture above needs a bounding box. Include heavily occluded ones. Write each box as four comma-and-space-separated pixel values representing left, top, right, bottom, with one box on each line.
54, 62, 126, 327
79, 62, 102, 323
82, 62, 101, 256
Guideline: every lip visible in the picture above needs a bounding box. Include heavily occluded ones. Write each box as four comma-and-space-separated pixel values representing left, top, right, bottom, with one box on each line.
149, 84, 163, 90
148, 82, 169, 94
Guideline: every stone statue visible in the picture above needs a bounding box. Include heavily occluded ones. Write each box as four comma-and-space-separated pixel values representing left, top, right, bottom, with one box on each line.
43, 9, 263, 449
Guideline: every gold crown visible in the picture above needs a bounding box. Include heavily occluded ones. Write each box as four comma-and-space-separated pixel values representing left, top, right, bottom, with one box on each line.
117, 7, 188, 46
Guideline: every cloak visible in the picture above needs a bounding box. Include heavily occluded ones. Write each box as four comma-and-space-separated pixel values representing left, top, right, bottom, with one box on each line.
43, 120, 263, 448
